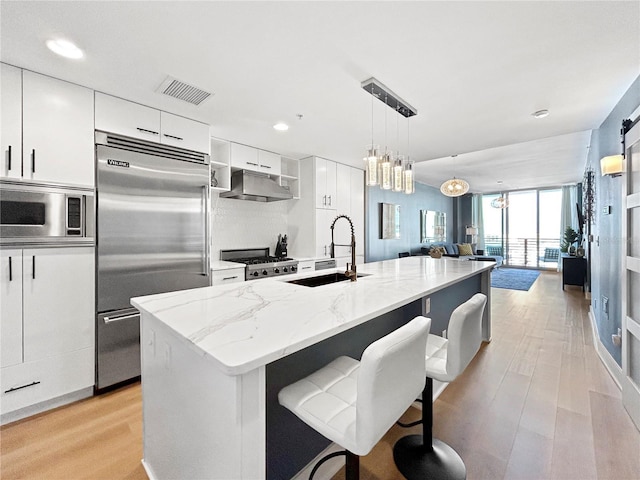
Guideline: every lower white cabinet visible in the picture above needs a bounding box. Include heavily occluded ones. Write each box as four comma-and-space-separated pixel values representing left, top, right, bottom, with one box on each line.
0, 247, 95, 418
210, 267, 245, 286
315, 208, 337, 258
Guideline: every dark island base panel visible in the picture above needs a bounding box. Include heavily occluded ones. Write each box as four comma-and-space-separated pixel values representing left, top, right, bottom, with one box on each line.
266, 274, 481, 480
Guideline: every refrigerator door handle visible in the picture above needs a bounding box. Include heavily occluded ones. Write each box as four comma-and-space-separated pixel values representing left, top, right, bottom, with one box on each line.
202, 185, 209, 276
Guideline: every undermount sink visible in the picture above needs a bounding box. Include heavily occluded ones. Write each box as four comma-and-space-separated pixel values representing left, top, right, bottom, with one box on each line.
286, 272, 369, 287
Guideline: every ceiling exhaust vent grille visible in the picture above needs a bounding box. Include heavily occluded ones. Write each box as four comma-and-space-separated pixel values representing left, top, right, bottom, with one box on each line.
157, 76, 212, 106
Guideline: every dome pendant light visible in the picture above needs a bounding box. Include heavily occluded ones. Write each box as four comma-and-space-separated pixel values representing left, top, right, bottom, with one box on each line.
440, 155, 469, 197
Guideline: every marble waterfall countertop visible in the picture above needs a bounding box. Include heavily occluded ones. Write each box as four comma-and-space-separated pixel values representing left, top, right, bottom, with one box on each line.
131, 256, 494, 376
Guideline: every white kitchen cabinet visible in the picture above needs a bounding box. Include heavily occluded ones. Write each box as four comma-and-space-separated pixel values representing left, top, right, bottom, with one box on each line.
315, 208, 337, 258
95, 92, 210, 154
160, 111, 210, 154
257, 149, 281, 176
0, 249, 23, 368
22, 71, 94, 187
0, 247, 95, 419
210, 267, 245, 285
297, 260, 315, 273
288, 157, 365, 264
315, 157, 337, 209
0, 67, 94, 187
230, 143, 282, 176
1, 63, 22, 180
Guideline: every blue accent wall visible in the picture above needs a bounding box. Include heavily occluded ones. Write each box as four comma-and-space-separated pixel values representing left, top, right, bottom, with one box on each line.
365, 181, 453, 262
587, 75, 640, 366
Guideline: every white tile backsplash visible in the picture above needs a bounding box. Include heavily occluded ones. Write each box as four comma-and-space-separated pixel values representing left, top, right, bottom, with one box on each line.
211, 194, 289, 260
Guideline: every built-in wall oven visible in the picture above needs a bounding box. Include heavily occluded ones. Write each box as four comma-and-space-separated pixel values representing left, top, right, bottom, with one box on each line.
0, 181, 94, 246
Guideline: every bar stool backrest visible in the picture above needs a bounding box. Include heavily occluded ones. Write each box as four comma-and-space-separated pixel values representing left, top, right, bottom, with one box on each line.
356, 316, 431, 453
445, 293, 487, 378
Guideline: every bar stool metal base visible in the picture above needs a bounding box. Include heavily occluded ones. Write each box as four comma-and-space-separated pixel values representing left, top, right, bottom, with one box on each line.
393, 435, 466, 480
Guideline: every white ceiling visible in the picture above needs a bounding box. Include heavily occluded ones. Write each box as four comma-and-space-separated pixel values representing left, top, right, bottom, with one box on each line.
2, 1, 638, 193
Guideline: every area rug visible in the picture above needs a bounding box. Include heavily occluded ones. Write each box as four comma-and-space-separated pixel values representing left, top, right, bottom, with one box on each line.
491, 268, 541, 291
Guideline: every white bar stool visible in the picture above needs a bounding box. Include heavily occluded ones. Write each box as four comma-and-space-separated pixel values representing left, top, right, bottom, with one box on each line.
278, 316, 431, 480
394, 293, 487, 480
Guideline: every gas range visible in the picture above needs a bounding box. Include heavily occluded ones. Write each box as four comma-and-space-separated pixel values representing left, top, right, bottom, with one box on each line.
220, 248, 299, 280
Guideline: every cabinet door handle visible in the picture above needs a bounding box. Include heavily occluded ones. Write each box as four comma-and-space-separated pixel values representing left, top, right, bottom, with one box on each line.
104, 313, 139, 324
323, 195, 327, 206
7, 145, 11, 171
32, 255, 35, 279
8, 256, 12, 281
31, 149, 35, 173
222, 275, 238, 281
136, 127, 159, 136
163, 133, 183, 141
246, 162, 259, 167
260, 164, 271, 169
324, 245, 327, 256
4, 381, 41, 394
301, 266, 311, 270
327, 195, 332, 206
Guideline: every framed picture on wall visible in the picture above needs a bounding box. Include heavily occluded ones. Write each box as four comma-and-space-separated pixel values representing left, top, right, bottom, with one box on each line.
380, 203, 401, 239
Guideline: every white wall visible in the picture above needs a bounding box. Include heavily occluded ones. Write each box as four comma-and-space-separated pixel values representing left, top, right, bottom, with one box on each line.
211, 194, 289, 260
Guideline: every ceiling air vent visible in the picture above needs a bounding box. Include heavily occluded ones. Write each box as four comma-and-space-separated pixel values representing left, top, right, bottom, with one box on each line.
156, 76, 212, 106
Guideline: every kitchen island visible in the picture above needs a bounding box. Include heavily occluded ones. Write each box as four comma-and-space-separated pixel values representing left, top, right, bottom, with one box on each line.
131, 256, 494, 480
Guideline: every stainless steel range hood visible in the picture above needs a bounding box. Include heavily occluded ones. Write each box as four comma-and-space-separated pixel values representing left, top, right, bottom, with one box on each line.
220, 170, 293, 202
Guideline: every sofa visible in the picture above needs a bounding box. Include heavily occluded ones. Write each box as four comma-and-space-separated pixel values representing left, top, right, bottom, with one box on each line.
422, 243, 503, 268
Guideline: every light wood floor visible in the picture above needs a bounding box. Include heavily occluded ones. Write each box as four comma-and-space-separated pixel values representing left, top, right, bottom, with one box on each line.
2, 272, 639, 480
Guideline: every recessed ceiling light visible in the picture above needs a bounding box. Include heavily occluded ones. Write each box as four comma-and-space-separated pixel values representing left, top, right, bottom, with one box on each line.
532, 109, 549, 119
273, 123, 289, 131
46, 39, 84, 59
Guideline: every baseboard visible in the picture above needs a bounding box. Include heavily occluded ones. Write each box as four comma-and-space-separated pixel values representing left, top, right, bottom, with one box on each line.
291, 380, 449, 480
0, 386, 93, 426
588, 306, 623, 390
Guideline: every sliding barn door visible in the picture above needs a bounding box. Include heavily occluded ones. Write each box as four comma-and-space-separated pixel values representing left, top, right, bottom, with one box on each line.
623, 119, 640, 430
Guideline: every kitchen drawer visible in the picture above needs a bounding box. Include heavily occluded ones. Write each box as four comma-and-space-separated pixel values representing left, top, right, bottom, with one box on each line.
95, 92, 160, 141
210, 267, 245, 285
160, 111, 210, 154
297, 260, 315, 273
257, 150, 281, 176
1, 346, 94, 415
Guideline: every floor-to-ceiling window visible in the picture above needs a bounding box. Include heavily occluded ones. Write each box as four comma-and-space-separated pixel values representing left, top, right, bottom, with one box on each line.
482, 188, 562, 269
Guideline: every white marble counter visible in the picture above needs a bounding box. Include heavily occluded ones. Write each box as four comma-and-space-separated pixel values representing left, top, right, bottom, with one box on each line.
132, 256, 494, 376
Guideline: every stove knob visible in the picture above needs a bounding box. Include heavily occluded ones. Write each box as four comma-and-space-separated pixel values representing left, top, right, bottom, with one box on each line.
262, 270, 268, 275
291, 265, 297, 272
274, 268, 280, 274
283, 267, 288, 273
253, 271, 259, 277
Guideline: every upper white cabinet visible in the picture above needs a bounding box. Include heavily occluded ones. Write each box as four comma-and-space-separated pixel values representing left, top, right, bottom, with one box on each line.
1, 64, 22, 180
1, 65, 94, 187
160, 111, 210, 153
315, 157, 337, 209
95, 92, 210, 154
230, 143, 281, 176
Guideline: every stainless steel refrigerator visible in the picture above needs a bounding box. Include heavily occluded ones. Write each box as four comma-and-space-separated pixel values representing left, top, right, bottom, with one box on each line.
95, 132, 210, 390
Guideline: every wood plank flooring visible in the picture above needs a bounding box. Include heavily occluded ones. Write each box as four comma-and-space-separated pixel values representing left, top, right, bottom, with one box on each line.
1, 271, 639, 480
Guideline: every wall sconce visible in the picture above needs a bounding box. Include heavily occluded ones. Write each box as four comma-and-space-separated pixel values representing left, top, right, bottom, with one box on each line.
600, 154, 623, 177
465, 225, 478, 243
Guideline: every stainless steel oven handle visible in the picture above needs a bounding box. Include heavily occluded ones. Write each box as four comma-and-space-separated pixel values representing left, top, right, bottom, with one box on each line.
104, 313, 139, 324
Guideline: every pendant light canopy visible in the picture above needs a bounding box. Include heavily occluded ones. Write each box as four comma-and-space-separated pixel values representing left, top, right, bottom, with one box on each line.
440, 177, 469, 197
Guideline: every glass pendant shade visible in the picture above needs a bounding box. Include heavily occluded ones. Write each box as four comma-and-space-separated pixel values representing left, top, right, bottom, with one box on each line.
364, 144, 379, 186
491, 195, 508, 209
393, 156, 404, 192
403, 160, 414, 194
440, 177, 469, 197
380, 152, 392, 190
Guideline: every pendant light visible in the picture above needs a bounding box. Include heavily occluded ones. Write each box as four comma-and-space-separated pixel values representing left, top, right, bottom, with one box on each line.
380, 95, 392, 190
403, 114, 414, 194
491, 195, 508, 209
440, 155, 469, 197
360, 77, 417, 194
364, 83, 379, 186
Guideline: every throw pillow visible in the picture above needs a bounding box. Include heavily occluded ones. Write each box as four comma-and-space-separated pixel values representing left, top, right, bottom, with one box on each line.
458, 243, 474, 256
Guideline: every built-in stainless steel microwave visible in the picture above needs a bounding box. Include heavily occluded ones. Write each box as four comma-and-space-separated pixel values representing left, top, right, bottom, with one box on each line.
0, 181, 94, 245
